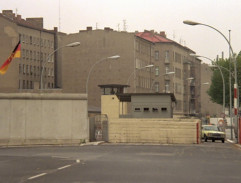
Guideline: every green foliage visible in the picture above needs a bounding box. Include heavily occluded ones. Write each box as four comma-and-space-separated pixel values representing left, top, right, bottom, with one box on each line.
207, 51, 241, 107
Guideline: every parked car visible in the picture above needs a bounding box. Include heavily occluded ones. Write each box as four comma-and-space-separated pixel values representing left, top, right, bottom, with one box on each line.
201, 125, 226, 143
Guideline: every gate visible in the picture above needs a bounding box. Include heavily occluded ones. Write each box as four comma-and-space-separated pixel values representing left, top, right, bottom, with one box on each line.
89, 114, 108, 142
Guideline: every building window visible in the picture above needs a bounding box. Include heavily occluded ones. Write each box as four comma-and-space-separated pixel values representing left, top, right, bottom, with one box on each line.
30, 81, 33, 89
165, 66, 169, 74
19, 34, 22, 42
155, 51, 159, 61
26, 80, 29, 89
33, 51, 36, 61
19, 64, 21, 74
22, 49, 25, 59
22, 34, 25, 43
23, 64, 25, 74
37, 52, 39, 61
175, 68, 181, 79
26, 65, 29, 74
30, 51, 32, 61
175, 52, 181, 63
165, 51, 169, 63
34, 66, 36, 76
165, 80, 170, 93
30, 36, 32, 45
26, 50, 29, 60
40, 53, 43, 61
152, 108, 158, 112
23, 80, 25, 89
30, 65, 33, 75
154, 82, 159, 92
155, 66, 159, 76
19, 80, 21, 89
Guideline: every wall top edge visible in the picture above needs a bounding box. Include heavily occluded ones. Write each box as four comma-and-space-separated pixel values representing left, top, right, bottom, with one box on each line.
0, 93, 87, 100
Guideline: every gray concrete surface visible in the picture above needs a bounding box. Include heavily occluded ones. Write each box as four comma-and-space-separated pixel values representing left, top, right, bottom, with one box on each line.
0, 142, 240, 183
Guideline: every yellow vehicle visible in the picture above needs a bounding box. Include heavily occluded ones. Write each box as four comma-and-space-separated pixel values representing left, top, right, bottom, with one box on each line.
201, 125, 225, 143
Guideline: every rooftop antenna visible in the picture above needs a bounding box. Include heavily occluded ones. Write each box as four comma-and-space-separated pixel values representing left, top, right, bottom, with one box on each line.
117, 23, 120, 31
123, 19, 127, 31
59, 0, 61, 31
173, 30, 176, 41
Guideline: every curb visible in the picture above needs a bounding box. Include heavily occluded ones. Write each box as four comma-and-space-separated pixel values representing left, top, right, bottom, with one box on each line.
227, 139, 241, 149
80, 141, 105, 146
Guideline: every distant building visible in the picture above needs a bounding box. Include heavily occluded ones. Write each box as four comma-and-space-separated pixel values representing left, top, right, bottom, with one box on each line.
0, 10, 57, 92
200, 63, 223, 117
0, 10, 221, 118
58, 28, 201, 116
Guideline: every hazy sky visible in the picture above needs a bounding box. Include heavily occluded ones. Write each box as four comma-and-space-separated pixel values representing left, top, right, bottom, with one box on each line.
1, 0, 241, 62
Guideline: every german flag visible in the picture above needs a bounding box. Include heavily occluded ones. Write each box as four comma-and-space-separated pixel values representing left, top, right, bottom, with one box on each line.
0, 41, 21, 75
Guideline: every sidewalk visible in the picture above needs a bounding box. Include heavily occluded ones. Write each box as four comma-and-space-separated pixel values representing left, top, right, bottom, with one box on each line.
226, 128, 241, 149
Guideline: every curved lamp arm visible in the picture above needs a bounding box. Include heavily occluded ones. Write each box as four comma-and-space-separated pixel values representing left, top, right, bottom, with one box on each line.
40, 42, 80, 89
86, 55, 120, 94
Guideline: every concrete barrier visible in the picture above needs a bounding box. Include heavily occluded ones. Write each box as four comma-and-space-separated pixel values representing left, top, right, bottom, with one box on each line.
0, 93, 88, 146
108, 118, 201, 144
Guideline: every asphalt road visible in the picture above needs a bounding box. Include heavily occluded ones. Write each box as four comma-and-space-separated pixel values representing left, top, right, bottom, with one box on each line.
0, 142, 240, 183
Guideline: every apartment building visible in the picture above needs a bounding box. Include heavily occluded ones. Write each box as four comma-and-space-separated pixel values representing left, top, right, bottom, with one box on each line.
58, 28, 202, 116
0, 10, 56, 92
134, 31, 201, 116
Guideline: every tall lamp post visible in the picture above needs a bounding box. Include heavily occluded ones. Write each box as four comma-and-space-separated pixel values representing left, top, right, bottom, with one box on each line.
183, 20, 239, 143
85, 55, 120, 95
40, 42, 81, 89
190, 54, 226, 114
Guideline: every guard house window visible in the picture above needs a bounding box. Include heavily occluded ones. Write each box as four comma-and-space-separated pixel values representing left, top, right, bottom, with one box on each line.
143, 107, 149, 112
161, 107, 167, 111
134, 108, 141, 112
155, 51, 159, 61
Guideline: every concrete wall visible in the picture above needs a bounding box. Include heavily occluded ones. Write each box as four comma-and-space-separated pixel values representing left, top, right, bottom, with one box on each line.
108, 118, 201, 144
0, 93, 88, 146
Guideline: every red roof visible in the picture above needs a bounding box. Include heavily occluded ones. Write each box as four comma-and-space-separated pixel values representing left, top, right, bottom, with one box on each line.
136, 31, 173, 43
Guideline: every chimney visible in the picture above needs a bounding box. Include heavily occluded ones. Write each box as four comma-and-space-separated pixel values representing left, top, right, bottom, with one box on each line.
2, 10, 15, 19
104, 27, 111, 31
26, 18, 43, 28
16, 15, 22, 21
87, 26, 92, 31
54, 27, 58, 33
160, 31, 166, 38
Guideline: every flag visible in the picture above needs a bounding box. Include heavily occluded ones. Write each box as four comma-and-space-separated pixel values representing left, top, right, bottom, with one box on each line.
0, 41, 21, 75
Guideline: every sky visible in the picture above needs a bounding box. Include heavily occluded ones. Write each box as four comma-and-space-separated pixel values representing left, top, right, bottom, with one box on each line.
1, 0, 241, 62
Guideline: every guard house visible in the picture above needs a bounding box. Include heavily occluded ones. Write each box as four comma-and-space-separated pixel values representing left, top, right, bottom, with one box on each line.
117, 93, 176, 118
99, 84, 176, 119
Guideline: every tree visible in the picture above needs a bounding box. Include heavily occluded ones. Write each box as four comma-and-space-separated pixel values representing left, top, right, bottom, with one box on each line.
207, 51, 241, 107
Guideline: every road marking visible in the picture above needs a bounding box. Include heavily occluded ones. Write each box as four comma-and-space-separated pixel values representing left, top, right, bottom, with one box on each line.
58, 164, 71, 170
28, 173, 47, 180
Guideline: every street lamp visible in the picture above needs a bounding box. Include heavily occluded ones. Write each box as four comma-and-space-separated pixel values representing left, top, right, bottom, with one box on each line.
126, 64, 154, 85
85, 55, 120, 95
184, 20, 239, 143
40, 42, 81, 89
190, 54, 226, 114
151, 71, 175, 92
